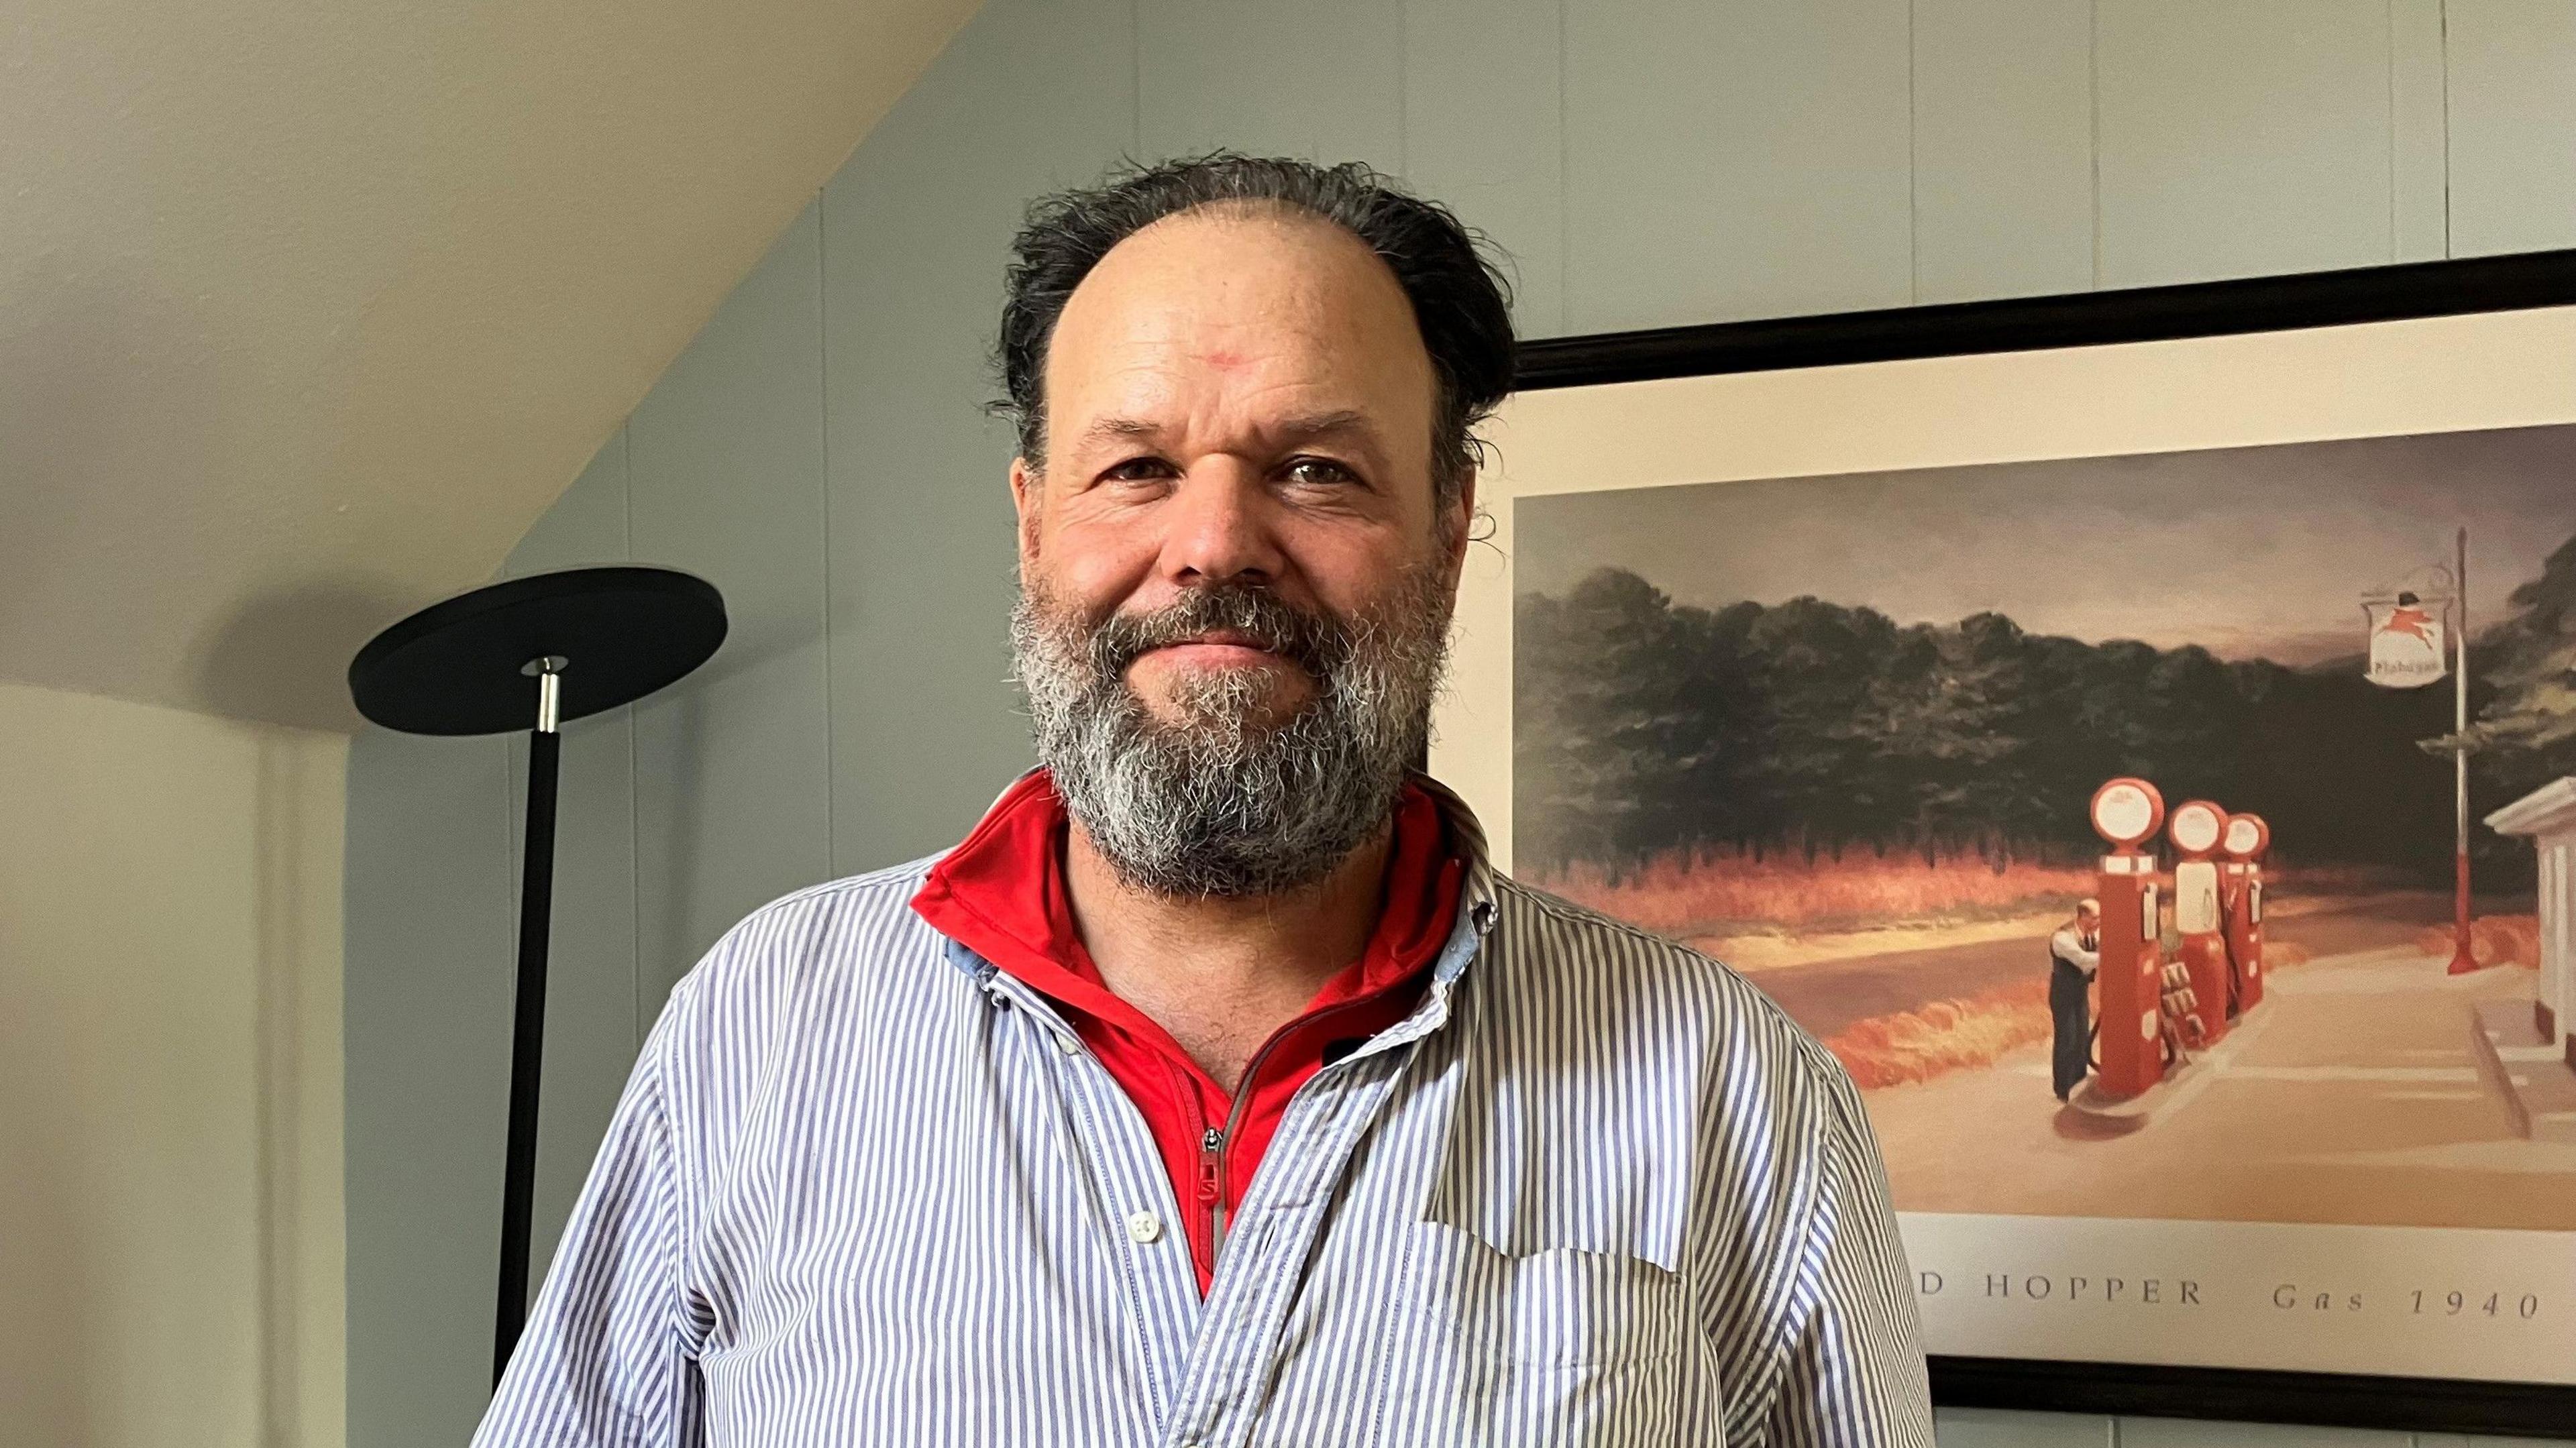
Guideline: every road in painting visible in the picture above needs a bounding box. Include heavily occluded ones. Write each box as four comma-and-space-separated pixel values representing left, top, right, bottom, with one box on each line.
1512, 424, 2576, 1231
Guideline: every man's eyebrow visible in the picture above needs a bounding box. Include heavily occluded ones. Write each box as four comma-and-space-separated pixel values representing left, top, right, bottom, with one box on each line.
1271, 410, 1382, 447
1078, 416, 1165, 449
1074, 410, 1383, 451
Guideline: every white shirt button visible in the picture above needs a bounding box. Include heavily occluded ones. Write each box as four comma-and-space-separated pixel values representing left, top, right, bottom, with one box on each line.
1126, 1211, 1164, 1245
1053, 1032, 1079, 1054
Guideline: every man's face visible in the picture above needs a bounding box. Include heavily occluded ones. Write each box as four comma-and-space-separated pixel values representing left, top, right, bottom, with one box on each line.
1012, 205, 1468, 726
1008, 204, 1473, 896
2078, 906, 2101, 934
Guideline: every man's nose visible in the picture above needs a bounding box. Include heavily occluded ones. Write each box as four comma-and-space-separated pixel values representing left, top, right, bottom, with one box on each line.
1159, 460, 1285, 586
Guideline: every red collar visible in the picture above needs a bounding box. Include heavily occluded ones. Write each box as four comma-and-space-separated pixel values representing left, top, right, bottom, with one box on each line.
910, 769, 1460, 1062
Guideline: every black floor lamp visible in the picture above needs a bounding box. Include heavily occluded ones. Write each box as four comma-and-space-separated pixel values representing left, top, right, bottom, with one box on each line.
350, 565, 727, 1386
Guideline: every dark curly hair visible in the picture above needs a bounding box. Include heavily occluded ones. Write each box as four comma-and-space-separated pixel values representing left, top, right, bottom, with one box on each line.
994, 152, 1517, 511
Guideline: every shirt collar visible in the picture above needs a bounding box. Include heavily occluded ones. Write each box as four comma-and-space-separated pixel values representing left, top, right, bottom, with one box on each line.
926, 764, 1501, 983
1403, 771, 1499, 964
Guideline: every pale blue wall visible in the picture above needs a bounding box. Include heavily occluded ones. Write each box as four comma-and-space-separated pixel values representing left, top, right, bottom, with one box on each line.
343, 1, 2576, 1443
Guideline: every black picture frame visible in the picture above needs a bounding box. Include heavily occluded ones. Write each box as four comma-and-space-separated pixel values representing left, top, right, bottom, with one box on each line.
1507, 247, 2576, 1441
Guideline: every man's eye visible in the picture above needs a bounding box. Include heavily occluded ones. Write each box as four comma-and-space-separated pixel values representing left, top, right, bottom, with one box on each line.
1103, 457, 1174, 482
1283, 457, 1357, 486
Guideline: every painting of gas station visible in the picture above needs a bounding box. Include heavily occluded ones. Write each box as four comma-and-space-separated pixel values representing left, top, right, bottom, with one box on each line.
1512, 421, 2576, 1235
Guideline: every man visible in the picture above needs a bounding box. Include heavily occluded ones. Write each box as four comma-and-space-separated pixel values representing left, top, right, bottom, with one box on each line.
474, 154, 1930, 1447
2049, 899, 2103, 1102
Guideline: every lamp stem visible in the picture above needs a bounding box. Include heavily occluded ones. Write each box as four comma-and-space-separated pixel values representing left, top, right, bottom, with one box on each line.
494, 667, 564, 1386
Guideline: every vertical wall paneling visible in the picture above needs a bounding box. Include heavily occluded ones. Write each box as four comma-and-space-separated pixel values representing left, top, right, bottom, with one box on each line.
350, 0, 2576, 1441
1562, 0, 1916, 333
2444, 0, 2576, 257
821, 0, 1136, 876
504, 432, 631, 581
1135, 0, 1404, 165
1912, 0, 2098, 302
628, 201, 833, 1015
500, 437, 639, 1291
2389, 0, 2453, 262
341, 727, 514, 1448
2094, 0, 2398, 287
1399, 0, 1569, 337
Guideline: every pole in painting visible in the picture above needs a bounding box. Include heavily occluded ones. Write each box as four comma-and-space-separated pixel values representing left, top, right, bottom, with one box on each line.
2447, 527, 2476, 974
2360, 530, 2477, 974
349, 566, 728, 1387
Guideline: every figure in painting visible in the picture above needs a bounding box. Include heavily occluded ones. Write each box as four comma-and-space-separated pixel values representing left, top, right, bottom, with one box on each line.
2049, 898, 2102, 1102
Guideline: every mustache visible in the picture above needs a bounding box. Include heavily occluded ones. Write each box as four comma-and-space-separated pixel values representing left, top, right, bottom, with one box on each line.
1084, 585, 1349, 681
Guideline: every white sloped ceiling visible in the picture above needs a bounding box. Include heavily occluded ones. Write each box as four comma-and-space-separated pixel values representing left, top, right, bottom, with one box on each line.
0, 0, 984, 730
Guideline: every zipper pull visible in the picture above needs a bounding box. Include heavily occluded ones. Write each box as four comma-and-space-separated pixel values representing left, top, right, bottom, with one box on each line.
1196, 1127, 1225, 1204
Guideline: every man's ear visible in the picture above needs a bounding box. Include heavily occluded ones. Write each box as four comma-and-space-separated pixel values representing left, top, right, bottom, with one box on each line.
1009, 455, 1042, 570
1441, 467, 1480, 583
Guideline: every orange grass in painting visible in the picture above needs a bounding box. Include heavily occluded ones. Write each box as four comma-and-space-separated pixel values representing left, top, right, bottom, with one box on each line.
1826, 940, 2316, 1090
1531, 848, 2098, 936
1823, 979, 2054, 1089
2414, 914, 2542, 970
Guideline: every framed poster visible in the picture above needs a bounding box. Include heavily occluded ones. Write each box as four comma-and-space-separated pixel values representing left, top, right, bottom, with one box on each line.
1432, 251, 2576, 1437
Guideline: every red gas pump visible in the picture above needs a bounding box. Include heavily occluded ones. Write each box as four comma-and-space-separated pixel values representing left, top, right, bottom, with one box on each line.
2220, 812, 2270, 1016
2090, 777, 2167, 1099
2169, 799, 2231, 1046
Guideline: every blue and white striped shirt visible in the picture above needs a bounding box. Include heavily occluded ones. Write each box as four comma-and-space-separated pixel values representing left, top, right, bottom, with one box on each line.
472, 777, 1933, 1447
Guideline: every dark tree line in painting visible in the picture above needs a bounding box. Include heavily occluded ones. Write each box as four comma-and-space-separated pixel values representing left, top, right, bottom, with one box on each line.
1515, 532, 2576, 887
2457, 533, 2576, 798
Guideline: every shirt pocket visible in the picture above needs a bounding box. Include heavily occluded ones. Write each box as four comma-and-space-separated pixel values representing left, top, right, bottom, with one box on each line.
1369, 1221, 1699, 1447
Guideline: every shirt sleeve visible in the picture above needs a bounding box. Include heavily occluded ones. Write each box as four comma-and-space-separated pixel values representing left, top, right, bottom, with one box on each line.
470, 1013, 702, 1448
2050, 928, 2100, 977
1758, 1071, 1935, 1448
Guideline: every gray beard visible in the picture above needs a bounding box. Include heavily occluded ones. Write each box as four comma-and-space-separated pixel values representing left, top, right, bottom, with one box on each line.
1010, 571, 1452, 899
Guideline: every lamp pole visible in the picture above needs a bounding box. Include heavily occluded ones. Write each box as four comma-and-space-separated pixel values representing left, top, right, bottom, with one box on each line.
493, 657, 566, 1382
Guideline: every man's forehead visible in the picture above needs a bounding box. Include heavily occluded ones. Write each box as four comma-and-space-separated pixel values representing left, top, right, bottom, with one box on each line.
1049, 213, 1423, 370
1028, 208, 1439, 480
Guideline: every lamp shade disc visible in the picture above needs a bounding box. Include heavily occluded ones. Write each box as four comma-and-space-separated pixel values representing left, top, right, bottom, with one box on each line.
350, 566, 727, 736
